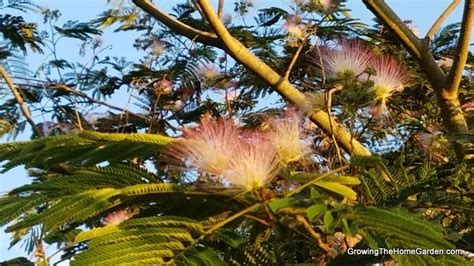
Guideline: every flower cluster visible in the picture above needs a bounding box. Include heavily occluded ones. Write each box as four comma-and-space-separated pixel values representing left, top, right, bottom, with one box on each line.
169, 118, 241, 176
315, 39, 410, 116
103, 209, 136, 225
285, 14, 306, 42
317, 0, 342, 11
168, 110, 310, 192
223, 137, 280, 192
369, 56, 410, 115
317, 39, 373, 79
267, 108, 311, 165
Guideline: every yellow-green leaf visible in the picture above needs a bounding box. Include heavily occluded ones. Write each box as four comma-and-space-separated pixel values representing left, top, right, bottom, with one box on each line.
314, 181, 358, 200
322, 175, 360, 185
268, 198, 295, 212
74, 225, 120, 243
306, 204, 327, 221
324, 211, 334, 232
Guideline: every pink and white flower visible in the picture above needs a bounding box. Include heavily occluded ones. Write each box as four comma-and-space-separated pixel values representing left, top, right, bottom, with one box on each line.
368, 56, 410, 115
198, 64, 220, 80
150, 39, 166, 56
317, 39, 373, 79
103, 210, 135, 225
462, 101, 474, 112
319, 0, 337, 10
266, 109, 311, 165
223, 135, 280, 192
285, 15, 306, 40
153, 79, 173, 94
169, 118, 242, 176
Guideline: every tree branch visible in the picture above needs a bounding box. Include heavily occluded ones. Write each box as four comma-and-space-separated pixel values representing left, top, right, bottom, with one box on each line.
426, 0, 460, 39
0, 64, 42, 136
49, 83, 147, 120
132, 0, 225, 50
195, 0, 372, 157
447, 0, 474, 98
217, 0, 224, 19
362, 0, 447, 86
363, 0, 422, 57
295, 215, 331, 253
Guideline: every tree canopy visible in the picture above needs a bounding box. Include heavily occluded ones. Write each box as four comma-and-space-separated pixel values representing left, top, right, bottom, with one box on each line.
0, 0, 473, 265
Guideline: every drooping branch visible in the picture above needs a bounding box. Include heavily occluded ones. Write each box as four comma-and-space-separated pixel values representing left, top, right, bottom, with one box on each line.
426, 0, 460, 39
195, 0, 372, 156
447, 0, 474, 98
132, 0, 225, 50
0, 65, 42, 136
48, 83, 147, 120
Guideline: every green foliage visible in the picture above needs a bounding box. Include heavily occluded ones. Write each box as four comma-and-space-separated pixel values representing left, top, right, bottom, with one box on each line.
173, 246, 227, 266
70, 216, 225, 265
54, 21, 101, 41
3, 180, 206, 234
346, 206, 471, 266
206, 229, 275, 265
0, 14, 42, 53
0, 131, 173, 172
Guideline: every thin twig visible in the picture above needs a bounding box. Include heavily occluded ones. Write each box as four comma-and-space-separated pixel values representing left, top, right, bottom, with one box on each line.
73, 96, 84, 131
0, 65, 42, 136
199, 203, 260, 238
217, 0, 224, 19
325, 85, 344, 163
284, 40, 305, 80
244, 214, 271, 226
48, 83, 146, 119
426, 0, 460, 39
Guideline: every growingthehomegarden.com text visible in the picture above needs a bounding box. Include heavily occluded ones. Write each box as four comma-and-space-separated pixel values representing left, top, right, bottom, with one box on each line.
347, 248, 466, 256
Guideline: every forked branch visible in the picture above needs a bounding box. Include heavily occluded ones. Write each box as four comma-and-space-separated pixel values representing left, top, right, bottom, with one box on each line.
132, 0, 225, 49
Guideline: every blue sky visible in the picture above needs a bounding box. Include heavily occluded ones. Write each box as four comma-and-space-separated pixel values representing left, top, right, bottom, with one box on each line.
0, 0, 470, 262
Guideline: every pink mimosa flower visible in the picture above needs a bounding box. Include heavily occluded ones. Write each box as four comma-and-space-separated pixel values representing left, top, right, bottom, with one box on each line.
368, 56, 410, 115
223, 135, 280, 191
462, 101, 474, 112
319, 0, 336, 10
318, 39, 373, 79
267, 109, 310, 165
198, 64, 220, 80
150, 39, 166, 56
103, 210, 135, 225
169, 118, 242, 176
285, 15, 306, 40
153, 79, 173, 94
369, 56, 410, 100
